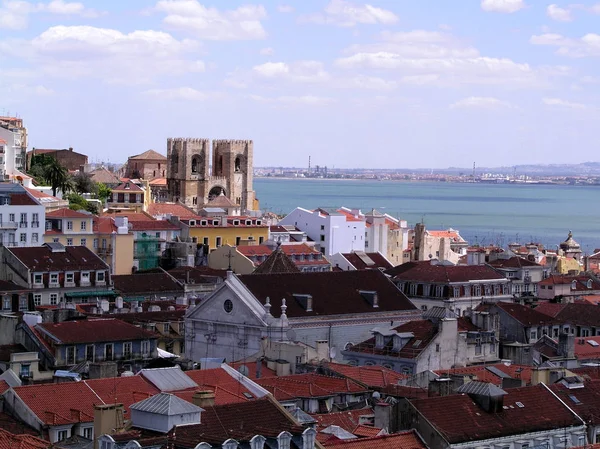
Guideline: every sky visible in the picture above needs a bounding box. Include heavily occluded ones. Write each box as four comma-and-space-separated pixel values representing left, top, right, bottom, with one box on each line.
1, 0, 599, 169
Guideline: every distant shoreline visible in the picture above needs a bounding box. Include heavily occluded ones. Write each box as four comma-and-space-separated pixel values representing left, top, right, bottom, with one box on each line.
255, 176, 579, 186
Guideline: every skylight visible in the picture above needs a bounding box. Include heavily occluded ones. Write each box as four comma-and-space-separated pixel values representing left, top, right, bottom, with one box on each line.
569, 395, 581, 405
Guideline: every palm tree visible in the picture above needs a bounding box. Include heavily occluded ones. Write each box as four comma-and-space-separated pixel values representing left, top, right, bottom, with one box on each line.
45, 158, 70, 196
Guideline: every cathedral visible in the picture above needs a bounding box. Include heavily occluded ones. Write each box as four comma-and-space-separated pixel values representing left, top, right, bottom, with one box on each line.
166, 138, 257, 212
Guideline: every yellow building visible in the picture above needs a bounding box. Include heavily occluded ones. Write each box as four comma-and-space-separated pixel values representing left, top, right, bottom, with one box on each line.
44, 208, 134, 275
175, 215, 269, 252
106, 179, 151, 213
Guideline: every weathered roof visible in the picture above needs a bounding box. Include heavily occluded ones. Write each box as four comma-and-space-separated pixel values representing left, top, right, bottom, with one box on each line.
130, 392, 203, 415
36, 318, 156, 345
411, 384, 582, 444
252, 247, 300, 274
168, 396, 306, 447
323, 362, 406, 388
488, 256, 542, 269
255, 373, 368, 401
7, 244, 107, 272
206, 193, 237, 207
112, 179, 144, 192
88, 167, 121, 184
113, 272, 184, 295
129, 150, 167, 161
46, 208, 91, 219
238, 270, 416, 318
554, 302, 600, 328
326, 430, 427, 449
495, 302, 561, 326
341, 252, 393, 270
386, 261, 507, 283
456, 381, 507, 396
147, 202, 198, 219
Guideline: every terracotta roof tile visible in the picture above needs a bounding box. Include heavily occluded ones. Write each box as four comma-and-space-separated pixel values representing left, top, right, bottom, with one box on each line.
113, 272, 183, 296
433, 363, 533, 386
488, 256, 541, 268
8, 245, 107, 272
324, 362, 406, 388
129, 150, 166, 161
341, 252, 393, 270
129, 220, 178, 231
147, 203, 197, 219
168, 396, 306, 447
237, 270, 417, 318
0, 429, 50, 449
255, 373, 368, 401
386, 261, 506, 283
495, 302, 562, 326
8, 193, 38, 206
411, 384, 581, 444
37, 318, 156, 345
554, 302, 600, 328
351, 424, 383, 438
326, 430, 426, 449
312, 408, 374, 434
46, 208, 91, 218
180, 368, 258, 405
112, 179, 144, 192
11, 376, 158, 426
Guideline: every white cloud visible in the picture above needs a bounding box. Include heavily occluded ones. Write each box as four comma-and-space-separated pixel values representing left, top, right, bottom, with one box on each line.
301, 0, 398, 27
252, 60, 330, 83
450, 96, 512, 109
547, 4, 572, 21
481, 0, 525, 13
336, 28, 568, 88
249, 94, 334, 106
153, 1, 267, 40
0, 0, 103, 30
531, 32, 600, 57
542, 97, 592, 109
592, 3, 600, 13
277, 4, 294, 13
143, 87, 215, 100
259, 47, 274, 56
25, 25, 205, 83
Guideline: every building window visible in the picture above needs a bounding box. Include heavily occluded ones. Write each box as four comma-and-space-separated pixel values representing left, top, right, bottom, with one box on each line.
81, 238, 87, 246
320, 234, 325, 242
93, 238, 99, 249
32, 233, 38, 243
203, 237, 209, 246
224, 299, 234, 313
50, 273, 58, 285
86, 345, 95, 361
82, 427, 93, 440
530, 330, 538, 341
464, 285, 471, 296
66, 272, 74, 284
32, 213, 39, 227
320, 225, 325, 230
141, 340, 150, 356
66, 346, 76, 364
19, 233, 26, 242
57, 430, 69, 441
81, 272, 90, 284
163, 323, 170, 333
97, 271, 105, 282
53, 238, 59, 243
123, 342, 132, 359
66, 238, 73, 246
33, 273, 43, 285
421, 305, 428, 311
409, 284, 417, 296
436, 344, 440, 352
20, 363, 30, 377
9, 213, 15, 222
435, 285, 443, 297
216, 237, 222, 247
105, 343, 114, 361
33, 294, 42, 306
235, 237, 241, 246
474, 285, 482, 296
2, 297, 10, 311
50, 293, 58, 305
453, 286, 461, 297
81, 221, 86, 231
67, 221, 73, 230
19, 297, 27, 311
20, 213, 27, 226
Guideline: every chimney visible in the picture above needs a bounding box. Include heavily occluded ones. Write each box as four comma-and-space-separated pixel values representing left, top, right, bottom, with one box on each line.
69, 147, 73, 152
192, 390, 215, 408
93, 404, 124, 449
316, 340, 329, 361
558, 333, 575, 358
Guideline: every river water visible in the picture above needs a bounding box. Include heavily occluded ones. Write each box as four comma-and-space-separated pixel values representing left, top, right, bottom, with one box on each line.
255, 178, 600, 253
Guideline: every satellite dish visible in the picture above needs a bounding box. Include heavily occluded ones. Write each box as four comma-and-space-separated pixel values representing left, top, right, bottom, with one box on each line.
329, 347, 337, 360
372, 391, 381, 399
237, 365, 250, 377
286, 329, 297, 341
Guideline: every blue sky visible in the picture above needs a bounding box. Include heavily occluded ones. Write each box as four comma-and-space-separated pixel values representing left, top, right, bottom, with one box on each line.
1, 0, 599, 169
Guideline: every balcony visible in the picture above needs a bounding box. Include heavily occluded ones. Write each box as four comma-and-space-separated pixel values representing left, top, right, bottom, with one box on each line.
0, 221, 17, 230
31, 221, 39, 228
97, 245, 113, 256
19, 222, 27, 228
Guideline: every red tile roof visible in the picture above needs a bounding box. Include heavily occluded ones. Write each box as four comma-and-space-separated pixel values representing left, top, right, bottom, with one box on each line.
346, 320, 438, 360
112, 179, 144, 192
341, 252, 393, 270
326, 430, 427, 449
312, 408, 374, 434
0, 412, 39, 436
8, 245, 107, 272
228, 361, 277, 379
336, 208, 364, 222
574, 337, 600, 360
386, 261, 507, 283
533, 302, 567, 317
238, 270, 417, 318
180, 368, 259, 405
324, 363, 406, 388
148, 177, 167, 186
495, 302, 561, 326
351, 424, 382, 438
46, 208, 91, 218
550, 380, 600, 425
0, 380, 9, 395
11, 376, 158, 425
539, 275, 600, 291
8, 193, 38, 206
571, 366, 600, 380
427, 230, 464, 242
255, 373, 369, 401
129, 220, 179, 231
129, 149, 166, 161
488, 256, 542, 268
147, 203, 197, 219
553, 302, 600, 328
411, 384, 582, 444
36, 318, 156, 345
112, 272, 184, 296
0, 429, 50, 449
433, 363, 533, 386
168, 396, 306, 447
93, 216, 117, 234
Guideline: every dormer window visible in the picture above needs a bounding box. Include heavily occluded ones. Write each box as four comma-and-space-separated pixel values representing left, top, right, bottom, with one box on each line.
33, 273, 43, 285
572, 280, 577, 290
256, 220, 262, 225
189, 220, 196, 226
233, 220, 240, 226
587, 279, 593, 289
200, 220, 207, 226
49, 273, 59, 286
245, 219, 252, 226
212, 220, 219, 226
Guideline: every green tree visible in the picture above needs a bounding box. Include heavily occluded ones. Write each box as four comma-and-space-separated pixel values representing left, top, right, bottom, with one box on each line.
72, 172, 97, 195
66, 193, 98, 214
96, 183, 112, 202
45, 157, 71, 196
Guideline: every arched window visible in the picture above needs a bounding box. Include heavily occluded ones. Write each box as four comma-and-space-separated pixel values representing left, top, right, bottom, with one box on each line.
192, 158, 198, 173
172, 150, 179, 174
235, 156, 241, 172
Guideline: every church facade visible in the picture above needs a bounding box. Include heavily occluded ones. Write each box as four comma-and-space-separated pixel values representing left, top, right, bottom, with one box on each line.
166, 138, 257, 213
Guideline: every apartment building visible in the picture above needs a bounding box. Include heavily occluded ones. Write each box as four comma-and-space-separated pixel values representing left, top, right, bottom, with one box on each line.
0, 183, 45, 247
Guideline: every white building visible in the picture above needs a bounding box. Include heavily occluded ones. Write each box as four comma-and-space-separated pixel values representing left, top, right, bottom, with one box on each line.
279, 207, 366, 256
0, 117, 28, 180
0, 183, 45, 247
